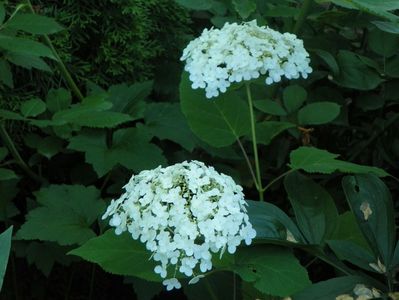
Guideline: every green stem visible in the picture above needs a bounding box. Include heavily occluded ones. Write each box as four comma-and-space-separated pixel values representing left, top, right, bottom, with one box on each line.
245, 83, 264, 201
293, 0, 313, 35
26, 1, 84, 101
262, 169, 294, 192
236, 137, 259, 191
0, 123, 44, 183
88, 264, 96, 300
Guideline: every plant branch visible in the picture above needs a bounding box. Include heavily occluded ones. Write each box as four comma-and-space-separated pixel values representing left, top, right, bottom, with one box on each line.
293, 0, 313, 35
262, 169, 295, 192
26, 0, 84, 101
236, 137, 259, 190
245, 82, 264, 201
0, 123, 44, 183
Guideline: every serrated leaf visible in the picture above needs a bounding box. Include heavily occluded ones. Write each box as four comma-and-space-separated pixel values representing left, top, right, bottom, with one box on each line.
0, 35, 55, 59
0, 59, 13, 88
289, 146, 388, 177
284, 172, 338, 244
46, 88, 72, 113
6, 53, 52, 72
20, 98, 46, 117
180, 72, 251, 148
235, 246, 311, 297
254, 100, 287, 116
342, 174, 396, 268
233, 0, 256, 19
16, 185, 105, 245
68, 128, 166, 177
145, 102, 197, 151
68, 230, 159, 281
0, 168, 18, 180
255, 121, 295, 145
283, 85, 307, 113
0, 226, 12, 291
297, 102, 340, 125
6, 13, 64, 35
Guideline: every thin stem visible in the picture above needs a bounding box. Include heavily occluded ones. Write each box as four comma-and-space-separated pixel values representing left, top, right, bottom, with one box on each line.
26, 1, 84, 101
245, 83, 264, 201
262, 169, 295, 192
88, 264, 96, 300
0, 123, 44, 183
293, 0, 313, 35
204, 277, 218, 300
236, 138, 259, 190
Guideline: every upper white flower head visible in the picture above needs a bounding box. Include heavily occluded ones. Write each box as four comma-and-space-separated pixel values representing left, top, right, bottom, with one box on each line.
181, 20, 312, 98
102, 160, 256, 290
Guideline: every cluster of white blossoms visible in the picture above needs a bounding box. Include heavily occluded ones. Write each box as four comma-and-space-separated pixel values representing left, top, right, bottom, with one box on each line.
102, 160, 256, 291
181, 20, 312, 98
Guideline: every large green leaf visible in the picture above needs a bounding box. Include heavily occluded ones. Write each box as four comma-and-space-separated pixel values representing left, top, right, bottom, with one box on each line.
334, 50, 382, 90
20, 98, 46, 117
68, 128, 166, 177
297, 102, 340, 125
284, 172, 338, 245
0, 35, 55, 59
145, 102, 197, 151
342, 174, 396, 269
247, 200, 304, 244
255, 121, 296, 145
68, 230, 159, 281
368, 28, 399, 57
283, 85, 307, 113
292, 276, 378, 300
16, 185, 105, 245
233, 0, 256, 19
180, 72, 251, 147
289, 147, 388, 177
0, 226, 12, 291
6, 13, 64, 35
234, 246, 311, 297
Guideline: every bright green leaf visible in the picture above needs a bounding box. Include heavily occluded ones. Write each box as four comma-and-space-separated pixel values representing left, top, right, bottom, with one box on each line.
289, 146, 388, 177
254, 100, 287, 116
233, 0, 257, 19
20, 98, 46, 117
0, 226, 12, 291
255, 121, 295, 145
0, 59, 13, 88
6, 13, 64, 35
235, 246, 311, 297
297, 102, 340, 125
0, 35, 55, 59
283, 85, 307, 113
180, 72, 251, 148
68, 230, 159, 281
16, 185, 105, 245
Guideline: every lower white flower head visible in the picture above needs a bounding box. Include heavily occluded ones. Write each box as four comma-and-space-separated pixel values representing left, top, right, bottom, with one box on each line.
102, 160, 256, 290
181, 20, 312, 98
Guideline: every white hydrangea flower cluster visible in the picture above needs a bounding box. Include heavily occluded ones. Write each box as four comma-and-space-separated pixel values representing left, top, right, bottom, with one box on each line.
181, 20, 312, 98
102, 160, 256, 291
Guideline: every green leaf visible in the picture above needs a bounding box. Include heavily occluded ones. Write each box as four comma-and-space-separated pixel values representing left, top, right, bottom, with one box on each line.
16, 185, 105, 246
174, 0, 213, 10
247, 200, 304, 243
283, 85, 307, 113
20, 98, 46, 117
289, 146, 388, 177
297, 102, 340, 125
386, 56, 399, 78
68, 128, 166, 177
327, 240, 376, 272
0, 109, 25, 121
292, 276, 378, 300
254, 100, 287, 116
312, 49, 340, 75
233, 0, 257, 19
330, 211, 370, 250
0, 226, 12, 291
0, 59, 13, 88
0, 168, 18, 180
264, 6, 299, 17
0, 35, 55, 59
0, 4, 5, 25
234, 246, 311, 297
342, 174, 396, 268
6, 53, 52, 72
255, 121, 296, 145
46, 88, 72, 113
334, 50, 382, 90
145, 102, 197, 151
37, 136, 64, 159
284, 172, 338, 244
368, 28, 399, 57
68, 230, 159, 281
372, 21, 399, 34
6, 13, 64, 35
180, 72, 251, 148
